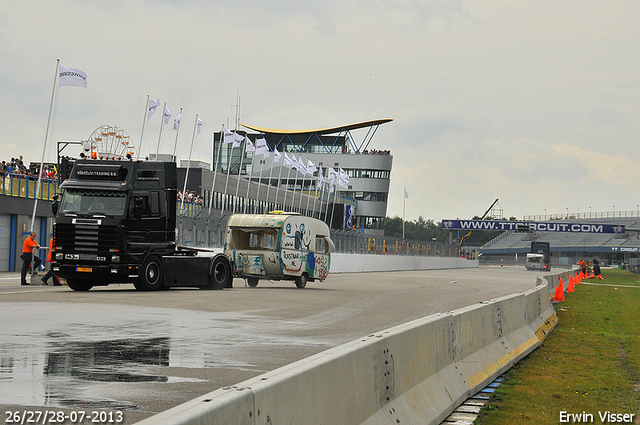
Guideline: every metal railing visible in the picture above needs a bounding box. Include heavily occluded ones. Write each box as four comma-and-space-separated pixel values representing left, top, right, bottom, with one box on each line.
0, 174, 59, 200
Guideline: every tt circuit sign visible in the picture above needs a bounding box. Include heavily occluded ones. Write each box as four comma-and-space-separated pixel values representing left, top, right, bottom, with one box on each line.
442, 220, 625, 234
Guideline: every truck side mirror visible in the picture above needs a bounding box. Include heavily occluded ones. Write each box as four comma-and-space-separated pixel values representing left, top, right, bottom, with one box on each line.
52, 194, 60, 215
132, 197, 143, 219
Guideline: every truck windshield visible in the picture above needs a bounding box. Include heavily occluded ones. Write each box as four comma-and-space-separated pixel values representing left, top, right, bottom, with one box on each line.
60, 190, 127, 216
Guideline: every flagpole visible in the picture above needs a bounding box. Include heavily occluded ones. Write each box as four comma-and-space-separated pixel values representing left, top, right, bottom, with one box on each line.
256, 155, 264, 213
233, 139, 246, 214
208, 125, 224, 215
138, 95, 149, 160
312, 169, 321, 218
402, 185, 406, 239
181, 114, 198, 214
282, 160, 292, 211
297, 166, 305, 214
223, 143, 235, 213
155, 102, 167, 157
31, 59, 60, 233
265, 148, 275, 211
324, 185, 332, 225
305, 158, 313, 216
172, 107, 182, 161
291, 155, 300, 213
330, 189, 338, 230
275, 153, 284, 211
244, 146, 255, 213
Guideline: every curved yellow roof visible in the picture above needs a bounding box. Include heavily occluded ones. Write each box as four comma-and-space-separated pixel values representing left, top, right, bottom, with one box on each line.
239, 119, 392, 135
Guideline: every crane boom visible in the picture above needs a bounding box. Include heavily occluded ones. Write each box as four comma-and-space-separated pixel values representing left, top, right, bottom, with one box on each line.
459, 198, 499, 246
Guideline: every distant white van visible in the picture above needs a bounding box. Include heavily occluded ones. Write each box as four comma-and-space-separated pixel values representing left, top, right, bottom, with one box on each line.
224, 212, 333, 288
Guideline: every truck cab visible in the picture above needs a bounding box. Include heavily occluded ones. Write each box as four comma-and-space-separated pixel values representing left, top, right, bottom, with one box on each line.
52, 159, 178, 291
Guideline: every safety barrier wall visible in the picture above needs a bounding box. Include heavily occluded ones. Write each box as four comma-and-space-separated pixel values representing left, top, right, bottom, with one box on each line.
330, 253, 477, 273
137, 272, 560, 425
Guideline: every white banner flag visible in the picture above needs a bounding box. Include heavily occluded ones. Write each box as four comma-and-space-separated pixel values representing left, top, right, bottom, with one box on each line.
172, 113, 181, 131
196, 117, 204, 135
273, 148, 282, 163
283, 152, 293, 168
147, 98, 160, 120
245, 137, 255, 152
306, 159, 317, 174
163, 105, 172, 125
255, 138, 269, 157
58, 65, 87, 88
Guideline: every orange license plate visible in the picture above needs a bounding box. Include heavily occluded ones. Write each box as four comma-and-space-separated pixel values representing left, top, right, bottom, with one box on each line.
77, 267, 92, 272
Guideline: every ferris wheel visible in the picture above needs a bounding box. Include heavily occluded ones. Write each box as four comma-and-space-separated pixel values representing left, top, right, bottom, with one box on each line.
84, 125, 135, 158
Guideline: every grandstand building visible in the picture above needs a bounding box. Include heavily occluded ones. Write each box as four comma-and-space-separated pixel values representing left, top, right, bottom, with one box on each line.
479, 215, 640, 269
180, 120, 393, 236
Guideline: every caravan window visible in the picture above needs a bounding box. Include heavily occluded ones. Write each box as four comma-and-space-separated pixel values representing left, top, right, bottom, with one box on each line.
249, 233, 260, 248
315, 237, 326, 253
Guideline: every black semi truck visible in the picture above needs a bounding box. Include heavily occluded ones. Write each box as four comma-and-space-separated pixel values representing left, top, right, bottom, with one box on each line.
525, 241, 551, 271
51, 158, 233, 291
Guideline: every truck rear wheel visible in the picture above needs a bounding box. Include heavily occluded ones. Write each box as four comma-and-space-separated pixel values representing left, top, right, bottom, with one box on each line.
141, 255, 164, 291
67, 279, 93, 291
202, 254, 231, 290
295, 273, 308, 289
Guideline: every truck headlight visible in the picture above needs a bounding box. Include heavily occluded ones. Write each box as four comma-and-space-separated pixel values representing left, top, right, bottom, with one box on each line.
56, 253, 63, 260
111, 255, 120, 262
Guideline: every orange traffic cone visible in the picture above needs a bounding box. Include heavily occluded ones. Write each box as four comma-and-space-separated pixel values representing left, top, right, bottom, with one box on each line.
554, 278, 565, 302
574, 272, 579, 285
568, 275, 575, 292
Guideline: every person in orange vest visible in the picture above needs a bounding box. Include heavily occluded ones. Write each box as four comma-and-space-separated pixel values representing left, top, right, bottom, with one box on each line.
577, 259, 587, 275
41, 238, 62, 286
21, 231, 42, 285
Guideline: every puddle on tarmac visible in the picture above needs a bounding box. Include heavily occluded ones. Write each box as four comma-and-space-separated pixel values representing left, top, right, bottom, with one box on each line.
0, 302, 333, 410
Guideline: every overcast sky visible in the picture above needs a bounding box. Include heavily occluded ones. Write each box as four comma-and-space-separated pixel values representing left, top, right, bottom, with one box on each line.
2, 1, 639, 222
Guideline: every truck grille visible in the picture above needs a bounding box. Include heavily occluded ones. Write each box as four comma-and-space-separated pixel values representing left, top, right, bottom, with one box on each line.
56, 223, 119, 253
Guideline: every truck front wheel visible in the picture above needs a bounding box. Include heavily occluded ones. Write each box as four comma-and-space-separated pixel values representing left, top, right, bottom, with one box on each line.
140, 255, 164, 291
67, 279, 93, 291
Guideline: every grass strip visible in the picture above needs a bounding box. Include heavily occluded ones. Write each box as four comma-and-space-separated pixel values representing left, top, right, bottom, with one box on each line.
476, 268, 640, 424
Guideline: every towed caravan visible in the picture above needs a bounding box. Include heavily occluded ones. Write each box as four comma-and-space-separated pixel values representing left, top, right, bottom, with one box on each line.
224, 212, 333, 288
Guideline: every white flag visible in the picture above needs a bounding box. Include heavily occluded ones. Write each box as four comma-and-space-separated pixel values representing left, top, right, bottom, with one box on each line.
244, 136, 255, 152
255, 138, 269, 157
273, 148, 282, 163
163, 105, 172, 125
172, 113, 181, 131
318, 167, 324, 186
147, 98, 160, 120
306, 160, 317, 174
297, 156, 307, 175
327, 167, 337, 183
338, 168, 349, 188
283, 152, 293, 168
223, 125, 244, 144
58, 65, 87, 88
404, 188, 409, 198
196, 117, 204, 135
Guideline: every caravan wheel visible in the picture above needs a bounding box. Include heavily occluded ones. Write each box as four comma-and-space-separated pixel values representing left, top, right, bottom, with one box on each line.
295, 273, 308, 289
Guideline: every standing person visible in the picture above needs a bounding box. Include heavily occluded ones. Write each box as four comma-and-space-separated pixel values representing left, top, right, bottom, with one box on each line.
41, 237, 62, 286
21, 232, 42, 286
577, 259, 587, 276
593, 258, 603, 280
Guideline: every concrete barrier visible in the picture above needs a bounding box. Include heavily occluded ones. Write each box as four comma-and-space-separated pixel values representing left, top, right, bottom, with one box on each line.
137, 275, 558, 425
331, 253, 478, 273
